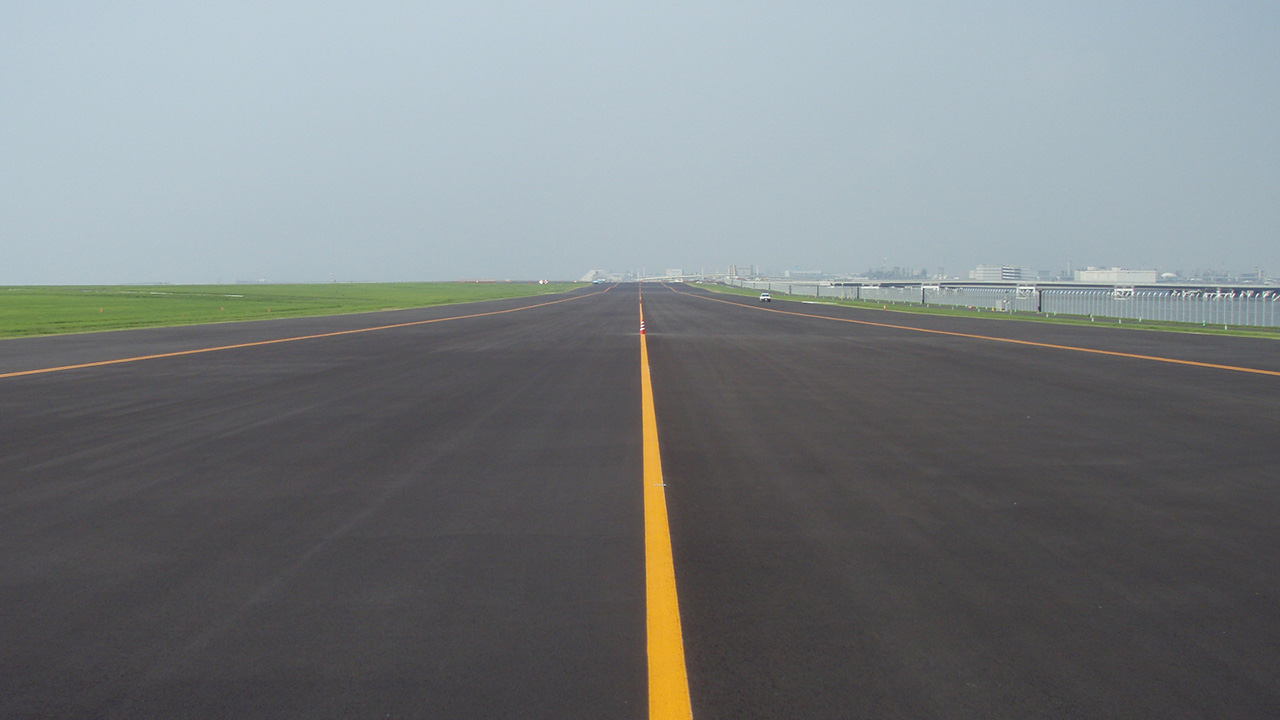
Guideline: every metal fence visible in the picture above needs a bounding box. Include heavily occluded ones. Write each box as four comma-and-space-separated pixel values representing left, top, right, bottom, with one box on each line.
726, 280, 1280, 328
1038, 288, 1280, 326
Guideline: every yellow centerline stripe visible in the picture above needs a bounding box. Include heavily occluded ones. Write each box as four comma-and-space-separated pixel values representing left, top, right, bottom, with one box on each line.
641, 297, 694, 720
0, 290, 601, 380
670, 285, 1280, 378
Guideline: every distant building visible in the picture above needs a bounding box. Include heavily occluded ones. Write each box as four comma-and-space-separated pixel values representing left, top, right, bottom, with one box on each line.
666, 268, 684, 280
1074, 267, 1159, 284
970, 265, 1036, 281
784, 270, 824, 279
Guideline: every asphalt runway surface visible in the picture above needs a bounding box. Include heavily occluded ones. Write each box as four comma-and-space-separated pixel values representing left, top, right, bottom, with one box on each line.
3, 283, 1279, 718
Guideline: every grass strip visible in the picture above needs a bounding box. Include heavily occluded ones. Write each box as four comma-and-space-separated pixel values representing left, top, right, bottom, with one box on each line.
0, 282, 580, 339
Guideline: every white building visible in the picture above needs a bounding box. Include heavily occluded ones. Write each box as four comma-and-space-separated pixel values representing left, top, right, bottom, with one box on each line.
1074, 268, 1159, 284
970, 265, 1036, 281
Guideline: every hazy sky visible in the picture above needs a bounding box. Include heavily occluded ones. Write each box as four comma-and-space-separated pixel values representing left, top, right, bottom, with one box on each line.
3, 2, 1278, 283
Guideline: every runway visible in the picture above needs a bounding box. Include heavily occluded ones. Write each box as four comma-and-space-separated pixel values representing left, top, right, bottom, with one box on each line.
1, 287, 646, 719
2, 283, 1278, 718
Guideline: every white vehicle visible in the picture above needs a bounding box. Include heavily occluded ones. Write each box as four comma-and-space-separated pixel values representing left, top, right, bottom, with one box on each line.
759, 292, 772, 302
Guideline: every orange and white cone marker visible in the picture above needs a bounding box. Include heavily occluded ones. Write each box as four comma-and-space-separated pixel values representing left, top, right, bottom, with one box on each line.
640, 320, 647, 335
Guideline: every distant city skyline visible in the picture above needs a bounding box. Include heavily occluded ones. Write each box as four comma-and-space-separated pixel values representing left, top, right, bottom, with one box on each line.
589, 262, 1275, 285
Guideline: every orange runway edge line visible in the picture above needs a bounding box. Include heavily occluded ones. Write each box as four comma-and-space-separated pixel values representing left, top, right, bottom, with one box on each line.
0, 289, 607, 381
670, 284, 1280, 379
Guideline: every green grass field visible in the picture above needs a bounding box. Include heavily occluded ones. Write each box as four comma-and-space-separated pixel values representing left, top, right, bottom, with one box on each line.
700, 282, 1280, 340
0, 282, 581, 339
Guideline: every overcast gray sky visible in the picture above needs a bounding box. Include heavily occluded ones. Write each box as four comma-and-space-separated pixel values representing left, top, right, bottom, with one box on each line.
3, 1, 1278, 283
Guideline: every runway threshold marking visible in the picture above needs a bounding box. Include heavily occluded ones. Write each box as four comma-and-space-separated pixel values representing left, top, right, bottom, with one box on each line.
670, 285, 1280, 378
640, 294, 694, 720
0, 290, 604, 380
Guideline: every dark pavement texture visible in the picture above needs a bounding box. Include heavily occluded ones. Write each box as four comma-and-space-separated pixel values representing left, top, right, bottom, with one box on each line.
0, 286, 646, 719
3, 282, 1279, 718
645, 284, 1280, 719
